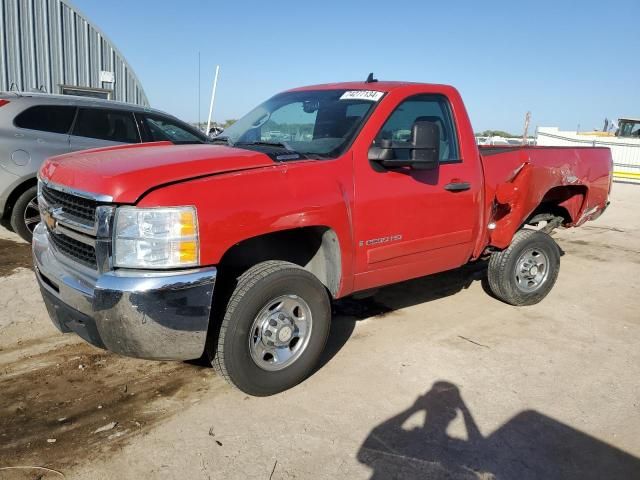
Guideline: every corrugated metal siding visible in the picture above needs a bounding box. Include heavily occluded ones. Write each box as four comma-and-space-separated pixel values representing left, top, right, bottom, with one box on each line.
0, 0, 148, 105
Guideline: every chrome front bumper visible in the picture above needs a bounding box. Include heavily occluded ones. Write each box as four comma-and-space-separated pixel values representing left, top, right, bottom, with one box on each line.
32, 222, 217, 360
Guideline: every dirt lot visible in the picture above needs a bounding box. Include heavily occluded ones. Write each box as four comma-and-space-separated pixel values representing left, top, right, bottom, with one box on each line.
1, 183, 639, 480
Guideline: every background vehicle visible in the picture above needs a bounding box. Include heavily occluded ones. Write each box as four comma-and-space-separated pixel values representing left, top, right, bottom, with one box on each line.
33, 81, 612, 396
617, 118, 640, 138
0, 92, 209, 242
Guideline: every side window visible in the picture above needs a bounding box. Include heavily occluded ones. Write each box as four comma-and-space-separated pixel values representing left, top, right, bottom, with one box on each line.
73, 108, 140, 143
14, 105, 76, 134
143, 115, 204, 144
374, 95, 459, 162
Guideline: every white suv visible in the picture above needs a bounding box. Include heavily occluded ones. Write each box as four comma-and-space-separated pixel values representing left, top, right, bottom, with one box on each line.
0, 92, 208, 241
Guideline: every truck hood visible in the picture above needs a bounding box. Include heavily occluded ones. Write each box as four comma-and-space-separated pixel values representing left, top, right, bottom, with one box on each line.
39, 142, 277, 203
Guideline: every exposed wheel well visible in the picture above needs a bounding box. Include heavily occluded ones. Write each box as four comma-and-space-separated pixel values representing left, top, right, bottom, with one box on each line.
2, 177, 37, 220
524, 185, 588, 227
218, 227, 342, 297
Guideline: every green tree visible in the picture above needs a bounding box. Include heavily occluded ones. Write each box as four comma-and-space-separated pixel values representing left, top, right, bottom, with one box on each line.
475, 130, 516, 138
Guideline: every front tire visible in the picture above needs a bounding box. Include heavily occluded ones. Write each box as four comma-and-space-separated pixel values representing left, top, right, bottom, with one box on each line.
212, 261, 331, 396
487, 229, 560, 306
10, 186, 40, 243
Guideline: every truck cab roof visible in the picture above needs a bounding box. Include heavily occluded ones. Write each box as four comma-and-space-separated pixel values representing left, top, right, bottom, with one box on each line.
286, 81, 451, 93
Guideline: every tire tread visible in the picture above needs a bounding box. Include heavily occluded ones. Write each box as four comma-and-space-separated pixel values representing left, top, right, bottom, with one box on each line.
487, 229, 560, 306
212, 261, 314, 391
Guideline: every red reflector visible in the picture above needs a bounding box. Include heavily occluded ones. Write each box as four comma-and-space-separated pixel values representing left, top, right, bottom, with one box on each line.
0, 100, 10, 107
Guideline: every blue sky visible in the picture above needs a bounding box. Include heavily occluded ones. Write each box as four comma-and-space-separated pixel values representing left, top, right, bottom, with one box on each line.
76, 0, 639, 133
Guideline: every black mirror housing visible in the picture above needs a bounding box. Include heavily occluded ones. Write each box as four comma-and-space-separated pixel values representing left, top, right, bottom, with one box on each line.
410, 121, 440, 170
368, 139, 396, 162
368, 122, 440, 170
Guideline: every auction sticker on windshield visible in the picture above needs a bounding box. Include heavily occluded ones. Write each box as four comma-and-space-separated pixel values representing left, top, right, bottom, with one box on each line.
340, 90, 384, 101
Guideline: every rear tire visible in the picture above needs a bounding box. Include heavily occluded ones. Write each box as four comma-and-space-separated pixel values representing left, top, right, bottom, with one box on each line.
487, 229, 560, 306
10, 186, 39, 243
211, 261, 331, 396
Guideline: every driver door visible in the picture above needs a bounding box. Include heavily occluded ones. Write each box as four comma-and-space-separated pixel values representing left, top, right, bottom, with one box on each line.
352, 94, 480, 291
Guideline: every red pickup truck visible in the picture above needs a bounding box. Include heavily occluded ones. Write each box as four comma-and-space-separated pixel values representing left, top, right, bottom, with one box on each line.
33, 80, 612, 395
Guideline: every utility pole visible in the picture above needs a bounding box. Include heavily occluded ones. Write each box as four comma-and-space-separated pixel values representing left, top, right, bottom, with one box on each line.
522, 111, 531, 145
198, 52, 201, 131
206, 65, 220, 136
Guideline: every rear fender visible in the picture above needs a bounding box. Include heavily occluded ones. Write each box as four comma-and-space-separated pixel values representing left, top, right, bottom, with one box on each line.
489, 163, 533, 248
489, 163, 589, 249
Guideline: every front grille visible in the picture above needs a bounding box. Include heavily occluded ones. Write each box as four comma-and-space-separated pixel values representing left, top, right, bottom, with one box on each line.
42, 185, 97, 223
49, 232, 97, 269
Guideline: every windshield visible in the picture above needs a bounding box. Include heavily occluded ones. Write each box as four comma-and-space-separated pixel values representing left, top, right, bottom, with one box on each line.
219, 89, 382, 158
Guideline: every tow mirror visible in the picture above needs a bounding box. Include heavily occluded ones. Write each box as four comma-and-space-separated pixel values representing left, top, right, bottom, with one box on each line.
368, 120, 440, 170
410, 121, 439, 170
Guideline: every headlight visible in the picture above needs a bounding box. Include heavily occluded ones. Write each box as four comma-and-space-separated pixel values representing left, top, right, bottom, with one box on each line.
113, 206, 199, 269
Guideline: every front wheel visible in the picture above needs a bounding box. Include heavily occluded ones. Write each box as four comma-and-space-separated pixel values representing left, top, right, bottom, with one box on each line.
211, 261, 331, 396
487, 229, 561, 306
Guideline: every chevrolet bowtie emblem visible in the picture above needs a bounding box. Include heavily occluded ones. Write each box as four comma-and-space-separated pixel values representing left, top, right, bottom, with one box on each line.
43, 206, 63, 232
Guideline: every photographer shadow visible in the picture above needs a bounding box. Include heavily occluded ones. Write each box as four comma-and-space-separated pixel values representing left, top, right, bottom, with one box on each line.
358, 381, 640, 480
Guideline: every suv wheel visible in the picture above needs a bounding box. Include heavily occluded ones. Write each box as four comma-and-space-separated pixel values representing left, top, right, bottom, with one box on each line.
10, 186, 40, 243
211, 261, 331, 396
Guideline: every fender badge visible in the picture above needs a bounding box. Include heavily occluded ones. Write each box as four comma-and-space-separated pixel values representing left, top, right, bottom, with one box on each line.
360, 234, 403, 247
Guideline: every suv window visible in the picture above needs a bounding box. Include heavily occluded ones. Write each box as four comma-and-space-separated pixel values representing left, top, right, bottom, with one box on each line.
143, 115, 204, 144
14, 105, 76, 134
73, 108, 140, 143
375, 94, 459, 162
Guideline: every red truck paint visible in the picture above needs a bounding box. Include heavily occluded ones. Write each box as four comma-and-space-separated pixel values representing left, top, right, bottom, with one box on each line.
40, 82, 612, 298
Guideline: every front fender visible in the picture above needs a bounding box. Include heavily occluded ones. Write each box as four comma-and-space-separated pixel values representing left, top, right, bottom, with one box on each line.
136, 160, 355, 295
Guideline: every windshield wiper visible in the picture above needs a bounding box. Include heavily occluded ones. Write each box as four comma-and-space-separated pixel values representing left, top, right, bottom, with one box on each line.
236, 141, 291, 149
235, 141, 310, 160
209, 136, 233, 145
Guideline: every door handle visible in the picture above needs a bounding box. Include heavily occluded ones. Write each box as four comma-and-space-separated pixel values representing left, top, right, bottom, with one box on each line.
444, 181, 471, 192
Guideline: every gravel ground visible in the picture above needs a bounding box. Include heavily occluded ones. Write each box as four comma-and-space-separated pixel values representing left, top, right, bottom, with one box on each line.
0, 182, 638, 480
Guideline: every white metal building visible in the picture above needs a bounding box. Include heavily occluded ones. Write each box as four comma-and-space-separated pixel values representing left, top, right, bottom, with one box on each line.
0, 0, 148, 105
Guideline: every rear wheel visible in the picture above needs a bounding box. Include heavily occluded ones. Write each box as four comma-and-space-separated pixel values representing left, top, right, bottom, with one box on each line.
487, 229, 560, 306
10, 186, 39, 243
211, 261, 331, 396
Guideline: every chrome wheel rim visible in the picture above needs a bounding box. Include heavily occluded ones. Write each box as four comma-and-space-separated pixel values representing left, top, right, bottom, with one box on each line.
23, 196, 40, 234
249, 295, 313, 371
515, 247, 550, 292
